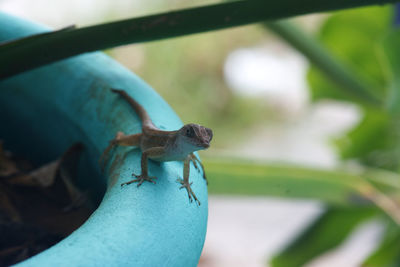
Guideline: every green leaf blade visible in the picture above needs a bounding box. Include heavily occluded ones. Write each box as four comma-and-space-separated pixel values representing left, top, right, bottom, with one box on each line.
206, 158, 374, 206
307, 6, 394, 103
271, 207, 378, 267
362, 221, 400, 267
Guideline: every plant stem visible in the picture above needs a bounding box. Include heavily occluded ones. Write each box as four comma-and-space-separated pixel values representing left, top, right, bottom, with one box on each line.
357, 181, 400, 225
0, 0, 397, 79
265, 20, 382, 105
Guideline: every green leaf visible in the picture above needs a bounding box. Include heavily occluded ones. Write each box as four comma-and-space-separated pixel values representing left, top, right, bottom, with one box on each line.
362, 220, 400, 267
308, 6, 393, 103
205, 158, 392, 206
270, 207, 377, 267
266, 20, 380, 106
306, 8, 400, 173
334, 29, 400, 170
382, 29, 400, 114
335, 108, 395, 168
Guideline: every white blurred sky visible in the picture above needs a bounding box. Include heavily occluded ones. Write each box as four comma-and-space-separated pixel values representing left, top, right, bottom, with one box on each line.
223, 42, 361, 168
224, 43, 309, 111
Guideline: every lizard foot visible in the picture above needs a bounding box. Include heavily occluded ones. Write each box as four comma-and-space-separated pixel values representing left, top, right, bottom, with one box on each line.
121, 173, 157, 187
177, 178, 200, 206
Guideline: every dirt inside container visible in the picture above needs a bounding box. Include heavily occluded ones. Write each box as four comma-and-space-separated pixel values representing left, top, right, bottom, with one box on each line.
0, 142, 95, 266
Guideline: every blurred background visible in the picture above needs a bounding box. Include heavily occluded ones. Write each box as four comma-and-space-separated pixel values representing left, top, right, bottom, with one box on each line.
2, 1, 399, 266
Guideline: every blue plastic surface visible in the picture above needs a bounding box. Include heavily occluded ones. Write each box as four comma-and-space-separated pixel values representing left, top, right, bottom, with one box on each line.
0, 12, 208, 267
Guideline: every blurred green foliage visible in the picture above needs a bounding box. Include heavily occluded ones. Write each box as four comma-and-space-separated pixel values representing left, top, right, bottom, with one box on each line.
205, 158, 365, 205
307, 6, 400, 172
271, 207, 377, 267
308, 6, 393, 103
362, 220, 400, 266
270, 5, 400, 266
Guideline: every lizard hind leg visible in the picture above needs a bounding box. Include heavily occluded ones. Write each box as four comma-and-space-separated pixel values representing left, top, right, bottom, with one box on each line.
99, 132, 141, 172
99, 135, 120, 172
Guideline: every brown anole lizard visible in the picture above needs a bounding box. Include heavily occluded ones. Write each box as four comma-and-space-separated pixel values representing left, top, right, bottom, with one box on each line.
101, 89, 213, 205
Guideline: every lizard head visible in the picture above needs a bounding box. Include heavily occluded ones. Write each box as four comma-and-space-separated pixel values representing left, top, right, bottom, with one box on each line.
177, 123, 213, 152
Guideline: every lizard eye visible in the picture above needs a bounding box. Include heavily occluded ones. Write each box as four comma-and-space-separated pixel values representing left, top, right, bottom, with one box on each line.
185, 127, 195, 138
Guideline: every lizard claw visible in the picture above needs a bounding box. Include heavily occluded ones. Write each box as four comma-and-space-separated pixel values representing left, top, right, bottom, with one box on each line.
121, 173, 157, 187
177, 178, 200, 206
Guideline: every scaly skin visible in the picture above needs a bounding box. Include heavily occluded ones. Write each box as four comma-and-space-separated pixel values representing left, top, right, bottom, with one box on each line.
100, 89, 213, 205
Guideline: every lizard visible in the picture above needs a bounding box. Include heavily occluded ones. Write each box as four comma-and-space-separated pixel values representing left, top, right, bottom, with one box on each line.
100, 89, 213, 205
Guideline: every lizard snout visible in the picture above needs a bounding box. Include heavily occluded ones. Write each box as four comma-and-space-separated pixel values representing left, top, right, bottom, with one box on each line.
198, 127, 213, 148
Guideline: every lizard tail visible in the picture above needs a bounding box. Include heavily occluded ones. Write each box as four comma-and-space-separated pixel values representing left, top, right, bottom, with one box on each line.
111, 89, 154, 128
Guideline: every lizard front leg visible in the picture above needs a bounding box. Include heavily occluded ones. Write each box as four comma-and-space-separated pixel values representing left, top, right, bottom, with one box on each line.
189, 153, 208, 185
121, 147, 165, 187
177, 156, 200, 205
